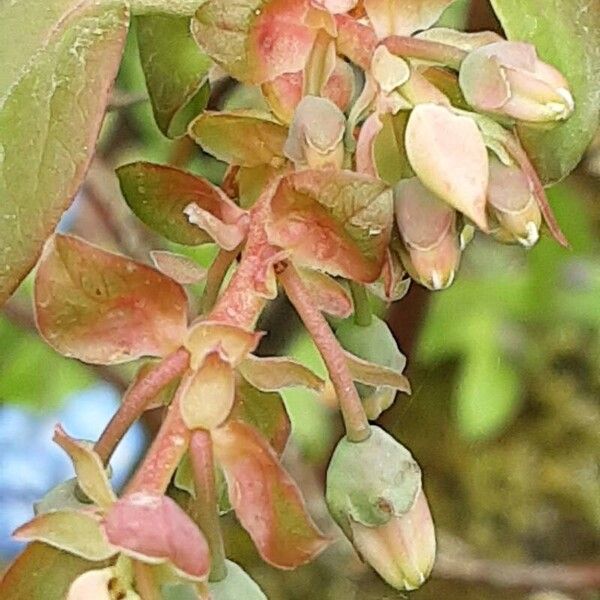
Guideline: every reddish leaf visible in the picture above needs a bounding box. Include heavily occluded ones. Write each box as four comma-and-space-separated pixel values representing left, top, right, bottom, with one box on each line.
118, 162, 248, 247
213, 420, 329, 568
335, 14, 377, 69
103, 493, 210, 580
34, 235, 188, 364
150, 251, 207, 285
297, 268, 354, 318
266, 170, 393, 283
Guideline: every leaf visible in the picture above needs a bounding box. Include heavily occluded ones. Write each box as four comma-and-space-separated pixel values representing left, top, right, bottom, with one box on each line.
34, 479, 92, 515
131, 0, 205, 16
192, 0, 316, 84
208, 560, 267, 599
34, 235, 188, 364
53, 426, 116, 510
229, 378, 291, 455
188, 111, 289, 167
238, 355, 325, 392
345, 351, 411, 393
13, 510, 117, 562
490, 0, 600, 183
0, 542, 107, 600
213, 420, 329, 568
373, 111, 413, 186
0, 0, 129, 307
117, 162, 249, 246
103, 493, 210, 580
150, 251, 207, 285
296, 268, 354, 318
137, 15, 212, 138
266, 170, 393, 283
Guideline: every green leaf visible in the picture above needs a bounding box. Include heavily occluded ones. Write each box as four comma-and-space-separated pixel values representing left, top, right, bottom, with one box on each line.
131, 0, 206, 16
13, 510, 117, 561
137, 15, 212, 138
0, 0, 129, 307
490, 0, 600, 183
373, 111, 413, 186
189, 111, 288, 167
209, 560, 267, 599
0, 542, 107, 600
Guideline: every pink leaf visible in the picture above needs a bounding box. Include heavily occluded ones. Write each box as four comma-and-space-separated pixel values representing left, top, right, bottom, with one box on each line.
150, 251, 207, 285
297, 268, 354, 318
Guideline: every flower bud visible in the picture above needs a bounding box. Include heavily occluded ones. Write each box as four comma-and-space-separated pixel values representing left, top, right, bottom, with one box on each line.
326, 426, 436, 591
459, 41, 574, 123
284, 96, 345, 170
335, 316, 407, 419
67, 567, 139, 600
394, 178, 461, 290
487, 156, 541, 247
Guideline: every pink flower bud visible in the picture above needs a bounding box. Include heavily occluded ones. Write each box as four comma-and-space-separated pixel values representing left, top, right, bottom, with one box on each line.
459, 41, 574, 123
395, 178, 461, 290
487, 156, 541, 247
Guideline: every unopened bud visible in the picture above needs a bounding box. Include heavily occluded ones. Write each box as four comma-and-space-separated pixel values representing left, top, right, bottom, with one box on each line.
326, 426, 436, 591
459, 41, 574, 123
284, 96, 345, 169
395, 178, 461, 290
67, 567, 139, 600
487, 156, 541, 247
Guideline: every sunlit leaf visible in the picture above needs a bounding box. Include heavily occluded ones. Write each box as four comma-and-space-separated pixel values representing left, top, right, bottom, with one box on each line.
53, 425, 116, 510
118, 162, 248, 246
104, 493, 210, 580
192, 0, 316, 84
13, 510, 116, 562
137, 15, 212, 138
266, 170, 393, 283
35, 235, 188, 364
0, 0, 128, 306
150, 251, 207, 285
490, 0, 600, 183
189, 111, 288, 168
213, 420, 328, 568
238, 355, 325, 392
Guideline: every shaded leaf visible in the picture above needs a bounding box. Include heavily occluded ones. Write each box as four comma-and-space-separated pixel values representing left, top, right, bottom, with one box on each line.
189, 111, 288, 167
13, 510, 116, 562
345, 351, 411, 393
104, 493, 210, 580
490, 0, 600, 183
213, 420, 329, 568
53, 425, 116, 510
208, 560, 267, 599
192, 0, 315, 84
266, 170, 393, 283
35, 235, 188, 364
118, 162, 248, 246
238, 355, 325, 392
150, 251, 207, 285
137, 15, 212, 138
0, 0, 128, 306
373, 111, 413, 186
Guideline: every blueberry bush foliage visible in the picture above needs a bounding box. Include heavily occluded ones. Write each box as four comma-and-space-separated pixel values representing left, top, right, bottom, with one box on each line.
0, 0, 599, 598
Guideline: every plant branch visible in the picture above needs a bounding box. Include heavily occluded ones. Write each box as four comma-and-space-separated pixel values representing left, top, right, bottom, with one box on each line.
349, 281, 372, 327
189, 429, 227, 582
278, 262, 371, 443
382, 35, 467, 70
94, 348, 190, 465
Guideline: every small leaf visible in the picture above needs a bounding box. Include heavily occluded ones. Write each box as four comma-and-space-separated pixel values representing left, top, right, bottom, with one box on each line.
266, 170, 393, 283
192, 0, 316, 84
189, 111, 288, 167
373, 111, 413, 186
229, 378, 291, 455
137, 15, 212, 138
118, 162, 248, 246
490, 0, 600, 183
0, 0, 128, 306
213, 420, 329, 568
104, 493, 210, 580
34, 479, 91, 515
35, 235, 188, 364
53, 426, 116, 510
180, 354, 236, 430
367, 246, 411, 303
208, 560, 267, 599
150, 251, 207, 285
13, 511, 116, 562
238, 355, 325, 392
131, 0, 204, 16
345, 352, 411, 393
297, 268, 354, 318
0, 542, 106, 600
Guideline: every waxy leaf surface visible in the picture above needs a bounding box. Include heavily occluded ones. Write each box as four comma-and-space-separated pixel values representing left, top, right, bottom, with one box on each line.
213, 420, 328, 567
35, 235, 188, 364
0, 0, 129, 306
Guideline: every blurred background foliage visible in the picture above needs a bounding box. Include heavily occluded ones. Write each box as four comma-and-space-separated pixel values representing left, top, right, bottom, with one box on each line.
1, 0, 599, 598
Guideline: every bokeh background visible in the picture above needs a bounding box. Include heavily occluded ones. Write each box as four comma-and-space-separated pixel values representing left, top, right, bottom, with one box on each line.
1, 1, 598, 598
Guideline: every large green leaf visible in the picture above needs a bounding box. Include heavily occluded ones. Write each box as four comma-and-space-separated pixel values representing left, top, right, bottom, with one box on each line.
0, 0, 129, 307
490, 0, 600, 183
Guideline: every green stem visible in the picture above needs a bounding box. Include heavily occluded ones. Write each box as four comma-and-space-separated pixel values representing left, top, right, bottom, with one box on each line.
349, 281, 372, 327
189, 429, 228, 582
279, 263, 370, 443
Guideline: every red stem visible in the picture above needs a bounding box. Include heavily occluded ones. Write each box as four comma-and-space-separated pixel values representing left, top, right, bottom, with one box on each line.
278, 262, 370, 443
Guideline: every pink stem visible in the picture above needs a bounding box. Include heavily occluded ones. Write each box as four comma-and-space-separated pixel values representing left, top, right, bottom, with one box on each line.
383, 36, 467, 70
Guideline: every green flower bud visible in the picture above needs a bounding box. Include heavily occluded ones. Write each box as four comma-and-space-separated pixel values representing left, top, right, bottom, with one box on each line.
335, 316, 407, 419
326, 426, 436, 590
